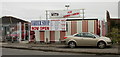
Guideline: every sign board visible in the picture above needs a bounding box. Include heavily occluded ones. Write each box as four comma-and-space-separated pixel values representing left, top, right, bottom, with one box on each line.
50, 20, 66, 31
31, 20, 50, 30
48, 9, 84, 19
31, 20, 66, 31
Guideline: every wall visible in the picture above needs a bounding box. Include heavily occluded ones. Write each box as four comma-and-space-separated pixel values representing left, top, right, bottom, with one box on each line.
34, 19, 99, 43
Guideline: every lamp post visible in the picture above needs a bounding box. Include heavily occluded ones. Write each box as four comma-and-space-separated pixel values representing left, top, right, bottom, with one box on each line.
65, 4, 70, 10
82, 9, 85, 20
65, 4, 70, 33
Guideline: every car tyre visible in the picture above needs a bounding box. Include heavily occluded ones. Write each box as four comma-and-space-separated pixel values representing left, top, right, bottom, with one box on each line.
68, 42, 76, 48
97, 42, 106, 49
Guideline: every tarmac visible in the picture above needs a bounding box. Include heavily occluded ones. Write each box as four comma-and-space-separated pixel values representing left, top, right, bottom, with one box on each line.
0, 41, 120, 55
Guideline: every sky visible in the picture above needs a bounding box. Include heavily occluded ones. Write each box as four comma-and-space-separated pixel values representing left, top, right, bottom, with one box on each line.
1, 0, 119, 21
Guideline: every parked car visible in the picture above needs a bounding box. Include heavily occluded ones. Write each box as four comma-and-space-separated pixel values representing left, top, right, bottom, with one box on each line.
63, 32, 112, 49
5, 31, 28, 42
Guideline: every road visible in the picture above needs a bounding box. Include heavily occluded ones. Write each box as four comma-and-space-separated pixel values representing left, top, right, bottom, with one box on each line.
1, 48, 119, 57
2, 48, 94, 55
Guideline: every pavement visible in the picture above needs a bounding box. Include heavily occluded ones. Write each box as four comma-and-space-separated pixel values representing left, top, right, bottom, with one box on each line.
0, 41, 120, 55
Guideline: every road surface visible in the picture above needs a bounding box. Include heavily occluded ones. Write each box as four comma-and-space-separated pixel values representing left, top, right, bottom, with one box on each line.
2, 48, 93, 55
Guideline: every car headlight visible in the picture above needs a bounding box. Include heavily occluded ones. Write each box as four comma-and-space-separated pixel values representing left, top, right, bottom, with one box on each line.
106, 38, 111, 42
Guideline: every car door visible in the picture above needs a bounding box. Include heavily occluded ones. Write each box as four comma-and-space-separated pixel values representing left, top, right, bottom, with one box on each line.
73, 33, 84, 46
82, 33, 98, 46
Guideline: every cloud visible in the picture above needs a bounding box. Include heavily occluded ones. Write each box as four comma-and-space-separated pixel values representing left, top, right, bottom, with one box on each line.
1, 0, 119, 2
2, 2, 118, 21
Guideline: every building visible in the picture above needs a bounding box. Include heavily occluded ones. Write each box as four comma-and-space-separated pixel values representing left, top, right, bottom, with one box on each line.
106, 10, 120, 33
1, 16, 105, 43
32, 18, 101, 43
1, 16, 29, 42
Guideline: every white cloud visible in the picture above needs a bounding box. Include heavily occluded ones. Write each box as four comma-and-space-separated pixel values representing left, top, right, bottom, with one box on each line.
1, 0, 119, 2
2, 2, 118, 21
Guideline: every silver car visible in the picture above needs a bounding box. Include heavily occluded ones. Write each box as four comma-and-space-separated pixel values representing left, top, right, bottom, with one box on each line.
63, 32, 112, 49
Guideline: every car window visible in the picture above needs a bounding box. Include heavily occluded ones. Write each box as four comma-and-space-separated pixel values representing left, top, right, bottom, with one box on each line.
12, 32, 17, 34
83, 33, 95, 38
74, 33, 83, 37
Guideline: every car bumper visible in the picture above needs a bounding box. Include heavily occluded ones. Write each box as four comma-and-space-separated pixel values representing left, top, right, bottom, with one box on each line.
106, 42, 112, 46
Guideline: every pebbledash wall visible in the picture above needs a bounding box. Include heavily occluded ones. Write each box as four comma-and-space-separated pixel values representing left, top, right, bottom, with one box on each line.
33, 18, 104, 43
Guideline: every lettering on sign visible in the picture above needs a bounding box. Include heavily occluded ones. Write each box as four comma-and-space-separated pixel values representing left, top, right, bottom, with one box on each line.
31, 20, 50, 26
31, 20, 66, 31
40, 27, 49, 30
31, 27, 39, 30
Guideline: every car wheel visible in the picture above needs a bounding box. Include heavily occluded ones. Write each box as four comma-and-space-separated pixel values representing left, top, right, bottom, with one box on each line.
97, 42, 106, 49
68, 42, 76, 48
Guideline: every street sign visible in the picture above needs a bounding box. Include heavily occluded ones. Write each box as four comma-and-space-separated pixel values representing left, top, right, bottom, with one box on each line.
31, 20, 66, 31
48, 9, 84, 19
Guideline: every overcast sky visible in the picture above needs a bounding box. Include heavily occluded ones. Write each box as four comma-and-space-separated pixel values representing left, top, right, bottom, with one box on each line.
1, 0, 119, 21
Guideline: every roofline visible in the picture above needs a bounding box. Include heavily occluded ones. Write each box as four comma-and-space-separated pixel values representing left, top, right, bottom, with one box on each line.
66, 17, 98, 19
66, 18, 98, 21
110, 18, 120, 20
66, 19, 98, 21
2, 16, 30, 23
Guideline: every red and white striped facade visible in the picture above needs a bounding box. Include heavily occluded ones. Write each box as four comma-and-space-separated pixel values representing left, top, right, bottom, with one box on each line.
33, 19, 100, 43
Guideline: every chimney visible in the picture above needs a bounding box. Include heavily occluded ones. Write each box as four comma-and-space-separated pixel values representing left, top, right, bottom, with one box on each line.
106, 10, 110, 22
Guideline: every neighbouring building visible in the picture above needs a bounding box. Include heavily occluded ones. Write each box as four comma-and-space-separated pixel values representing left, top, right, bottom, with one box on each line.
1, 16, 30, 42
106, 10, 120, 34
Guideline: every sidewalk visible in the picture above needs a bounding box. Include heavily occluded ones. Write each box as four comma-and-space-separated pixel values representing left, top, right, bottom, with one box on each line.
1, 42, 120, 55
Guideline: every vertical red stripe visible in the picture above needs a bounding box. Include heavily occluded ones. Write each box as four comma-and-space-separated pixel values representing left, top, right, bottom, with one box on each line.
97, 20, 100, 35
50, 31, 55, 42
60, 31, 66, 41
40, 31, 44, 42
94, 20, 96, 34
21, 24, 24, 30
86, 20, 88, 32
21, 24, 24, 40
71, 21, 77, 35
102, 21, 105, 36
94, 20, 97, 34
82, 20, 88, 32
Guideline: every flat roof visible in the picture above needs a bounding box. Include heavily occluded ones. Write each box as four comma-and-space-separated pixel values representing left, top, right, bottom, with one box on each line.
66, 17, 98, 21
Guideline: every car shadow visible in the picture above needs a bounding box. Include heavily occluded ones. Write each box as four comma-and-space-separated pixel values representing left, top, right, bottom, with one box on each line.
56, 46, 112, 49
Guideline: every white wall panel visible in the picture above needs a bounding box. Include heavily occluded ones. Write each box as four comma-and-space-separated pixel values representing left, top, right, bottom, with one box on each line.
88, 20, 94, 33
44, 31, 50, 42
55, 31, 60, 42
77, 21, 82, 33
35, 31, 40, 41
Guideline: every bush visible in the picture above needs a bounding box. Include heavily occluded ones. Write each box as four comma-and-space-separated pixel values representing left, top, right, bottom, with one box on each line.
106, 28, 120, 44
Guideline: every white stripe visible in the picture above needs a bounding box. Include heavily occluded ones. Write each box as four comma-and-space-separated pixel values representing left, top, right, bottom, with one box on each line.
44, 31, 50, 43
18, 22, 22, 42
24, 23, 25, 40
35, 31, 40, 41
100, 21, 102, 36
77, 21, 82, 33
55, 31, 60, 42
66, 21, 71, 36
88, 20, 94, 33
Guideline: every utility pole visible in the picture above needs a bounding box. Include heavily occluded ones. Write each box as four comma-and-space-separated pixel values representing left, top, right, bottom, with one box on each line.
46, 10, 48, 20
45, 10, 48, 44
82, 9, 85, 20
65, 4, 70, 34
